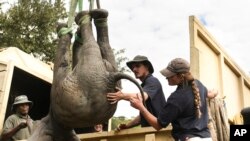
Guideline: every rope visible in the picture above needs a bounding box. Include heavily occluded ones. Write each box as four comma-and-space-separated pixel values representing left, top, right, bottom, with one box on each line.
67, 0, 78, 28
75, 34, 83, 44
78, 15, 91, 25
68, 0, 101, 28
66, 0, 101, 40
94, 18, 107, 27
58, 27, 73, 38
66, 0, 84, 39
78, 0, 83, 12
89, 0, 94, 10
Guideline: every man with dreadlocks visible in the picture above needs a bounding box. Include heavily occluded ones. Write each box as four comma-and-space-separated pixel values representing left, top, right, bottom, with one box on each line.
130, 58, 217, 141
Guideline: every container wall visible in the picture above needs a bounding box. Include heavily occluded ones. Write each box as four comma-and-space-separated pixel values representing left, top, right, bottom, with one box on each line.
0, 61, 13, 131
189, 16, 250, 119
78, 127, 174, 141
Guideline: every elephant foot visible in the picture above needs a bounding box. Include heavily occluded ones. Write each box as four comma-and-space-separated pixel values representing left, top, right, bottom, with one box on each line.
75, 11, 91, 25
90, 9, 108, 19
56, 22, 72, 38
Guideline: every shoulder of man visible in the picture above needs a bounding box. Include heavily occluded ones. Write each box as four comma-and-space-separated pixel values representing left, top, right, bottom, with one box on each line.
5, 114, 19, 121
145, 75, 161, 83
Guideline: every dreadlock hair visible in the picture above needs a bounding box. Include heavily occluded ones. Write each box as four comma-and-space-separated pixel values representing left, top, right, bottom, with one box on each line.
179, 72, 202, 118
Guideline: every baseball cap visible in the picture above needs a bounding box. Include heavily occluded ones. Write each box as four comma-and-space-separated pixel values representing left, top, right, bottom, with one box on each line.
160, 58, 190, 78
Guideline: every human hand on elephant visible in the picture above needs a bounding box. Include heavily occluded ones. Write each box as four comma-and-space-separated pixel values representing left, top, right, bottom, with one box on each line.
107, 87, 124, 104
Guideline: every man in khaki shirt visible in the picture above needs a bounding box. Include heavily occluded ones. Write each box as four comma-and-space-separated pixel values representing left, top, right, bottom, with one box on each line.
1, 95, 33, 141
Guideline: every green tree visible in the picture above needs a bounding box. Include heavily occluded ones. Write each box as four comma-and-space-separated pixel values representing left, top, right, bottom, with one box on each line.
0, 1, 130, 70
111, 116, 131, 130
0, 0, 67, 62
113, 48, 130, 73
111, 116, 139, 130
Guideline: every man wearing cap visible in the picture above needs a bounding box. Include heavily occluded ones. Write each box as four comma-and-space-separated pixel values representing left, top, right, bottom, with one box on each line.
107, 55, 166, 130
130, 58, 217, 141
1, 95, 34, 141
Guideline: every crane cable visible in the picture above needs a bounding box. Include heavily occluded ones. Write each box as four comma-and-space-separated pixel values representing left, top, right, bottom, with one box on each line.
58, 0, 101, 37
58, 0, 83, 37
67, 0, 83, 28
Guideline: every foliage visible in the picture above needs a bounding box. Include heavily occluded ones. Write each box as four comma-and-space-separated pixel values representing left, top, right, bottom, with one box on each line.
0, 1, 130, 70
111, 116, 132, 130
0, 0, 67, 62
113, 48, 130, 73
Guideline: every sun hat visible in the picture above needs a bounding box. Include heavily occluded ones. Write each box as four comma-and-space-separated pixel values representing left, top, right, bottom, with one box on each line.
11, 95, 33, 111
160, 58, 190, 78
126, 55, 154, 73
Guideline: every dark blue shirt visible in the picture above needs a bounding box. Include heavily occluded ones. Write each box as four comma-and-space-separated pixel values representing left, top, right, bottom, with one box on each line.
157, 79, 211, 141
140, 74, 166, 127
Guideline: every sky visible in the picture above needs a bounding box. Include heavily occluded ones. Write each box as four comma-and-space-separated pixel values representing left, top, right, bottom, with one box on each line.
97, 0, 250, 118
2, 0, 250, 118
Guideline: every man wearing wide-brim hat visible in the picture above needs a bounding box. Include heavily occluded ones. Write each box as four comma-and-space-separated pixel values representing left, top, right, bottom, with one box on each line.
1, 95, 34, 141
107, 55, 166, 130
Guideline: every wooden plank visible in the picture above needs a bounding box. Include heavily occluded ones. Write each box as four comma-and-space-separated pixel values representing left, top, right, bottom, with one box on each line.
145, 133, 155, 141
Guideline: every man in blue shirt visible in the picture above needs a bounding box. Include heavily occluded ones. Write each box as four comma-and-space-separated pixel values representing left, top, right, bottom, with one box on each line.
107, 55, 166, 129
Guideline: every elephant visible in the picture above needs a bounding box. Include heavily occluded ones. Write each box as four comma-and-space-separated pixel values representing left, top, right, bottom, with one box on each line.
28, 9, 145, 141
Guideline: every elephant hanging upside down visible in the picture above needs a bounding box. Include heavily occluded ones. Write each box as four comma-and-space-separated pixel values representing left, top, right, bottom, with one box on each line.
28, 9, 144, 141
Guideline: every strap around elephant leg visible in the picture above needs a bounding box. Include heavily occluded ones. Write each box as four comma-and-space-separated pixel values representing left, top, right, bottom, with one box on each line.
74, 33, 83, 44
58, 27, 73, 38
78, 15, 91, 25
94, 18, 107, 27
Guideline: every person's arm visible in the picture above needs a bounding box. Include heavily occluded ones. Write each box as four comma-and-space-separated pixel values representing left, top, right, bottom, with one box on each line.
126, 115, 141, 128
115, 115, 141, 131
107, 88, 148, 104
1, 122, 28, 141
130, 95, 162, 131
207, 89, 218, 99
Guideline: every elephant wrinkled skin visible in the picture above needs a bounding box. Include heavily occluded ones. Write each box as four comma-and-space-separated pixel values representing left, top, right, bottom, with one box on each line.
28, 9, 144, 141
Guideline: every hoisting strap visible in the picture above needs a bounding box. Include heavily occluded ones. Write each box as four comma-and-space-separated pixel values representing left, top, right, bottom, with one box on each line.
94, 18, 107, 27
58, 27, 73, 38
67, 0, 84, 28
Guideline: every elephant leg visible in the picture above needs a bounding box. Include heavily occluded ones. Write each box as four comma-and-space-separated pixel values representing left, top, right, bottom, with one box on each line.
28, 114, 81, 141
49, 113, 81, 141
67, 131, 81, 141
54, 23, 72, 82
74, 11, 103, 64
27, 115, 53, 141
91, 9, 121, 88
91, 9, 118, 72
72, 27, 82, 68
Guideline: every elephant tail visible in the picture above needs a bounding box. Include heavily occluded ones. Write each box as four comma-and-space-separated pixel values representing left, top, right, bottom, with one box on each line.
113, 72, 146, 107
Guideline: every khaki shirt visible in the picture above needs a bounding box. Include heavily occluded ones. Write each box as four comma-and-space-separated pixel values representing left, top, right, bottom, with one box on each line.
2, 114, 33, 141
